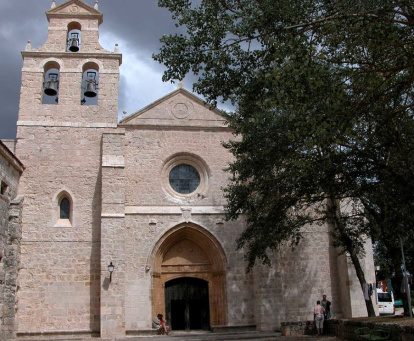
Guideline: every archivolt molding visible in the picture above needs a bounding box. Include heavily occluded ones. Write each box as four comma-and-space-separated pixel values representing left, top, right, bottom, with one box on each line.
52, 188, 75, 207
149, 222, 229, 326
77, 59, 104, 72
21, 58, 65, 72
148, 222, 227, 274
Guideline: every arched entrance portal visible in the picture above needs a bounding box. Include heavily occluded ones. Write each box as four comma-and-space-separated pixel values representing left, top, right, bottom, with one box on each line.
149, 223, 228, 329
165, 277, 210, 330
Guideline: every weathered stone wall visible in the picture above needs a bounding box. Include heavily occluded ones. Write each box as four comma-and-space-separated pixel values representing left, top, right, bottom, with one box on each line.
281, 318, 414, 341
0, 141, 22, 202
123, 127, 232, 207
281, 320, 317, 336
1, 197, 24, 340
14, 126, 112, 334
327, 319, 414, 341
100, 132, 126, 338
0, 140, 24, 339
251, 220, 375, 332
252, 224, 335, 332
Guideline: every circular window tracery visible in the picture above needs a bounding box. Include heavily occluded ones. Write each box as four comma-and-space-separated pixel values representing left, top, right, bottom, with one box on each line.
161, 153, 210, 200
169, 164, 200, 194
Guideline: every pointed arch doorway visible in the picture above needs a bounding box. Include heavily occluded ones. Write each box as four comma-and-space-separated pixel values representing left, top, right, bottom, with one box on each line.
165, 277, 210, 330
149, 223, 228, 330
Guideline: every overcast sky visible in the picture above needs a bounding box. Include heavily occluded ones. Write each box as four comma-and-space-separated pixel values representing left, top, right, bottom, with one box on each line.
0, 0, 205, 139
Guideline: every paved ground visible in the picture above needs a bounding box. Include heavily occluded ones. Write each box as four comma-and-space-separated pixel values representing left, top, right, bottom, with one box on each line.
16, 311, 414, 341
16, 331, 340, 341
111, 334, 339, 341
108, 332, 338, 341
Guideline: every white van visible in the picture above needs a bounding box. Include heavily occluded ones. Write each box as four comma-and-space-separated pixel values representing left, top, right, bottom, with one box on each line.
377, 288, 395, 315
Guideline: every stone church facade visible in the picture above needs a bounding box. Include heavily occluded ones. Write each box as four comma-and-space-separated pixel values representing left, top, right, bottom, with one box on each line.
0, 0, 376, 339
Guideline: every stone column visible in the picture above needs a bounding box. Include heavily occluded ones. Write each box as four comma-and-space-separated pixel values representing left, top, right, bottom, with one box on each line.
100, 133, 126, 338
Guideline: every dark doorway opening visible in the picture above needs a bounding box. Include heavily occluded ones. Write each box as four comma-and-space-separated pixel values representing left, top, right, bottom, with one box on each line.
165, 277, 210, 331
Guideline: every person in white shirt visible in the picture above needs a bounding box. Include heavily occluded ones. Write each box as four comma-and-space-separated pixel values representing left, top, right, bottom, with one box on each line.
314, 300, 326, 335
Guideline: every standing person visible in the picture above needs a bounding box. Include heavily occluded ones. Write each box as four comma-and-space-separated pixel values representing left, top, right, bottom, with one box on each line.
152, 313, 169, 335
321, 294, 332, 319
314, 300, 326, 335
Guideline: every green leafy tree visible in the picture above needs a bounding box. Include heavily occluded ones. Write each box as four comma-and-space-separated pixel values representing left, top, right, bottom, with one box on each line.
154, 0, 414, 316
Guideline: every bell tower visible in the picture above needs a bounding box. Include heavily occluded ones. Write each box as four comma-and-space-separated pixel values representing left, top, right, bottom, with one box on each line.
14, 0, 122, 338
17, 0, 121, 122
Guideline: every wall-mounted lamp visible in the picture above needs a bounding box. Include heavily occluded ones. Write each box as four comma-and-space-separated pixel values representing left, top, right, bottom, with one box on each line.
108, 262, 115, 282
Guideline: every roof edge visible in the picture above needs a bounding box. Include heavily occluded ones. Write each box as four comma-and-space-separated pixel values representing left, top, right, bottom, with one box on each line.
46, 0, 103, 24
120, 88, 224, 124
0, 140, 25, 173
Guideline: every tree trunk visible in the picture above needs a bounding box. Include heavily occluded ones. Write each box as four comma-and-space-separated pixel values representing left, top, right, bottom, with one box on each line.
327, 196, 376, 317
383, 239, 412, 316
348, 247, 376, 317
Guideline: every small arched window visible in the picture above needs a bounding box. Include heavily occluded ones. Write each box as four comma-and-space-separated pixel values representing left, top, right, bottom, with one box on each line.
60, 197, 70, 219
81, 62, 99, 106
67, 22, 81, 52
42, 61, 60, 105
55, 192, 73, 227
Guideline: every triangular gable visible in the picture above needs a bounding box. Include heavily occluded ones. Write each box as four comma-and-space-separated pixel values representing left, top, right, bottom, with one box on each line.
47, 0, 102, 24
119, 88, 229, 130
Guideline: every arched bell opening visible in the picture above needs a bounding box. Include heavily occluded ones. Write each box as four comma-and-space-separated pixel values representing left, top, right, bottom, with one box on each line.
149, 223, 228, 330
67, 22, 81, 52
81, 62, 99, 106
42, 61, 60, 105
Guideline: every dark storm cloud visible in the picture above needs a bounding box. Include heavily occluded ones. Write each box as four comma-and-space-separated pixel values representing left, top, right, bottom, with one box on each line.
0, 0, 190, 139
0, 1, 51, 139
98, 0, 178, 54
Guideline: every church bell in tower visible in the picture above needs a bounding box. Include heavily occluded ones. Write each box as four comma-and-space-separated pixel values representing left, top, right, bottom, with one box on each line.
84, 71, 97, 98
68, 32, 80, 52
43, 73, 59, 96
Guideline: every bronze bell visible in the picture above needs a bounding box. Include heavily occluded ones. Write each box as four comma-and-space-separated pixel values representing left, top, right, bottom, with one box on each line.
84, 80, 97, 98
44, 73, 58, 96
68, 33, 80, 52
69, 39, 79, 52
